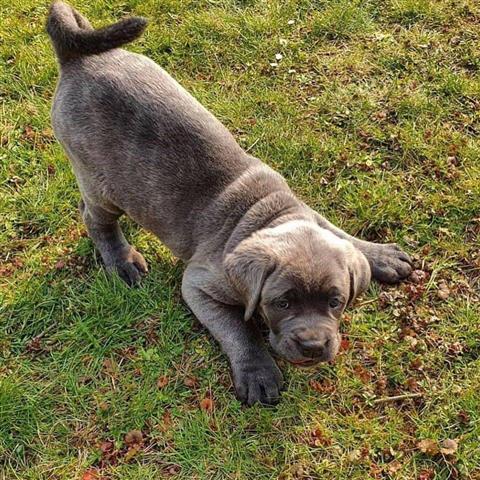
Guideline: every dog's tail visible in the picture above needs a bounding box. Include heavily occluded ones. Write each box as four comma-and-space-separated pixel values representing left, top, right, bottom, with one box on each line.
46, 1, 147, 64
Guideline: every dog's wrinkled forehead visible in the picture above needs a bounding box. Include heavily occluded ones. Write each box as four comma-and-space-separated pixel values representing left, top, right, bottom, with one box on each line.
260, 220, 351, 292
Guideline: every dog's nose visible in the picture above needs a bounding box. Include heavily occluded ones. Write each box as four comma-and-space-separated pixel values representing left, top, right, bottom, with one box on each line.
295, 338, 330, 359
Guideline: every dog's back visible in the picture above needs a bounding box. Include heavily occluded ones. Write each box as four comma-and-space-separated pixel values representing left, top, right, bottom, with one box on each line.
47, 2, 262, 259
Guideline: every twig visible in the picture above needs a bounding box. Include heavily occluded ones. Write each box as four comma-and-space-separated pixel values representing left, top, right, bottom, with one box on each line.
373, 392, 423, 404
245, 136, 262, 153
356, 298, 378, 308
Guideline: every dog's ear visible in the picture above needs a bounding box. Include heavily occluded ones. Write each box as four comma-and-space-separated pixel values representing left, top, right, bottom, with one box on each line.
347, 247, 371, 306
224, 239, 275, 321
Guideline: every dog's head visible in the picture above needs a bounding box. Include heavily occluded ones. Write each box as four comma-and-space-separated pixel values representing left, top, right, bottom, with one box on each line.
224, 220, 370, 365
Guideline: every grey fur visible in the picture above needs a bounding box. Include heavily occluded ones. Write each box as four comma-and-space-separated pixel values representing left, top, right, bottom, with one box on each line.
47, 3, 413, 405
47, 1, 147, 64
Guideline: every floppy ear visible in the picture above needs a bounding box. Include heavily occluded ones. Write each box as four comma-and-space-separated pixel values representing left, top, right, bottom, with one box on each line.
347, 248, 371, 306
224, 240, 275, 321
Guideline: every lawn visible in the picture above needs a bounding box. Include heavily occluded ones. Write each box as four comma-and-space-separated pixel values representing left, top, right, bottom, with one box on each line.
1, 0, 479, 478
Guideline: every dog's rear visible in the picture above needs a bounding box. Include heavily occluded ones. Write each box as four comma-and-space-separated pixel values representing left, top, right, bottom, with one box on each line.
46, 1, 147, 64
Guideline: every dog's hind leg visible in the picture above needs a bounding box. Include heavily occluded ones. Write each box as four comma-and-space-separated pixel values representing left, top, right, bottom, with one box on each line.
79, 198, 148, 286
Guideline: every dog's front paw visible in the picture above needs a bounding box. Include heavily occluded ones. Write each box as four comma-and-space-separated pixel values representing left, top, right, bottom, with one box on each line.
365, 243, 413, 284
232, 356, 283, 406
106, 246, 148, 286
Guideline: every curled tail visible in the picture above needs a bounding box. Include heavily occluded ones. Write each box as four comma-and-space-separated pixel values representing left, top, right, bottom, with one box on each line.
46, 1, 147, 64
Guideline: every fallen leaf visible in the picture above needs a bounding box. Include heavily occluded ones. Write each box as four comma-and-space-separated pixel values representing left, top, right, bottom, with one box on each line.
165, 464, 181, 475
124, 429, 143, 446
457, 410, 470, 425
405, 378, 419, 392
199, 397, 214, 412
409, 269, 428, 284
387, 459, 402, 474
376, 377, 388, 394
184, 376, 199, 388
308, 428, 332, 447
418, 468, 435, 480
410, 358, 423, 371
157, 375, 169, 389
82, 470, 99, 480
339, 337, 351, 352
22, 125, 36, 141
100, 441, 114, 454
42, 127, 54, 139
417, 439, 439, 456
55, 260, 66, 270
26, 337, 43, 354
353, 365, 371, 383
347, 449, 362, 462
309, 378, 335, 394
124, 444, 141, 462
440, 438, 458, 455
102, 358, 118, 377
437, 281, 450, 300
157, 410, 173, 433
98, 401, 109, 412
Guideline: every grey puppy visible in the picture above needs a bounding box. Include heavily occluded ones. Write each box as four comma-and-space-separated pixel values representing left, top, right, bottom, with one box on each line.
47, 2, 413, 405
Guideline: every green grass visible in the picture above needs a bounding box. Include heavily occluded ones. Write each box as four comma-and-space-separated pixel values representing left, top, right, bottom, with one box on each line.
1, 0, 479, 478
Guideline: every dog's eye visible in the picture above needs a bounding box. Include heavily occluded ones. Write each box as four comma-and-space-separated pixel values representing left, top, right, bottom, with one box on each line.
329, 298, 342, 309
274, 299, 290, 310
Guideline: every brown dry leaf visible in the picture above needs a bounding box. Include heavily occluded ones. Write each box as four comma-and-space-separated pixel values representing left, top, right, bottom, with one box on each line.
406, 378, 419, 392
124, 429, 143, 446
309, 378, 336, 394
23, 125, 36, 141
457, 410, 470, 424
82, 470, 99, 480
440, 438, 458, 455
55, 260, 66, 270
387, 460, 402, 474
184, 376, 199, 388
409, 269, 428, 285
308, 428, 333, 447
418, 468, 435, 480
437, 281, 450, 300
353, 365, 371, 383
376, 377, 388, 394
410, 358, 423, 371
157, 410, 173, 433
417, 439, 439, 456
42, 127, 54, 139
100, 441, 114, 454
347, 449, 362, 462
124, 444, 141, 462
98, 401, 109, 412
157, 375, 169, 389
199, 397, 214, 412
165, 464, 181, 476
26, 337, 43, 354
339, 337, 351, 352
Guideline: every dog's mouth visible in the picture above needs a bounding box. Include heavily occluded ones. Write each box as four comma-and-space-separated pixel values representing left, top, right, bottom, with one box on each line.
289, 358, 320, 367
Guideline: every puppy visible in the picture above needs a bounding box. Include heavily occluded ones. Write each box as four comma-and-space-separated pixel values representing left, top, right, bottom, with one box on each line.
47, 2, 412, 405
